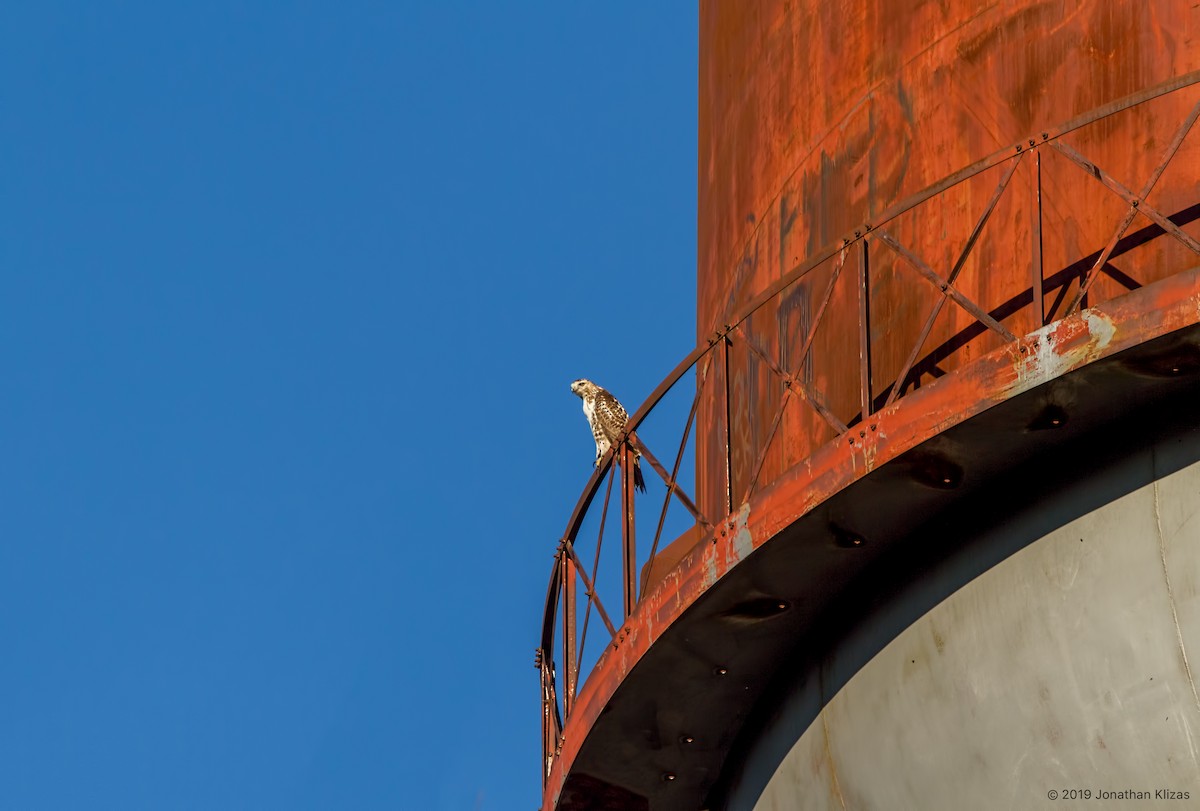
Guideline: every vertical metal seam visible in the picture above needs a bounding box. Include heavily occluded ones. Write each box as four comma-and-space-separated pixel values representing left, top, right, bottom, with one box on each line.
1153, 481, 1200, 723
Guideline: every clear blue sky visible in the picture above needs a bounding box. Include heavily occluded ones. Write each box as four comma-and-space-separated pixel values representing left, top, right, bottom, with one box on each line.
0, 4, 697, 809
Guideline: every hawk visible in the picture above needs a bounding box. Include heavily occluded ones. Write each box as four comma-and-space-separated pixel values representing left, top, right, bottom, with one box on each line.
570, 379, 646, 492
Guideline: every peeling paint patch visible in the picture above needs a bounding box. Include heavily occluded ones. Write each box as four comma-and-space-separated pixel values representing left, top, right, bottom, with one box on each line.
1020, 323, 1066, 389
1083, 308, 1117, 352
1015, 309, 1118, 393
732, 502, 754, 560
863, 433, 878, 472
703, 549, 719, 589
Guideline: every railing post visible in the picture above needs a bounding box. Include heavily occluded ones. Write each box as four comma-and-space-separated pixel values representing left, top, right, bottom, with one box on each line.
621, 443, 637, 618
540, 653, 553, 784
561, 550, 576, 715
858, 238, 873, 419
539, 590, 560, 787
1031, 148, 1045, 326
722, 333, 733, 516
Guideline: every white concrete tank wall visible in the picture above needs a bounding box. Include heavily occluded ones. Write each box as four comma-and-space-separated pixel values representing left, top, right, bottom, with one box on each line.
734, 457, 1200, 810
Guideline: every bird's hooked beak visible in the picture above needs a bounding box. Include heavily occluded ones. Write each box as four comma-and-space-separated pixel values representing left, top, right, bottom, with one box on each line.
570, 380, 584, 397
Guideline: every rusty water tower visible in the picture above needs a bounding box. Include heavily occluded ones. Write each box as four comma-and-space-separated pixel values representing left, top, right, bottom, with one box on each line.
540, 2, 1200, 808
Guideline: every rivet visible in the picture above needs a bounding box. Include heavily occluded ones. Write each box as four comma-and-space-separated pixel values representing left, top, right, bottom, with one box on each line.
1028, 404, 1068, 431
662, 772, 676, 782
679, 734, 695, 745
714, 666, 728, 676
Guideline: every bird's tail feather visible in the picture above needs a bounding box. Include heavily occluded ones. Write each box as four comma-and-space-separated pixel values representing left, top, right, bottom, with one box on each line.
634, 460, 646, 493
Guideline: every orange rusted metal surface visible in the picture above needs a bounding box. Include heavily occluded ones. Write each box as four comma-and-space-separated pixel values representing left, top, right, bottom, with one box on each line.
544, 267, 1200, 811
697, 0, 1200, 520
537, 3, 1200, 808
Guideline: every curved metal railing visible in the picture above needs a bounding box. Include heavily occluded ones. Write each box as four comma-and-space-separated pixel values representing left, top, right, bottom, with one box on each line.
538, 71, 1200, 785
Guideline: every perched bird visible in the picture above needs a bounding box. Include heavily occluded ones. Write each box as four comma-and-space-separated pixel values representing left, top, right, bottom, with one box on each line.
570, 379, 646, 492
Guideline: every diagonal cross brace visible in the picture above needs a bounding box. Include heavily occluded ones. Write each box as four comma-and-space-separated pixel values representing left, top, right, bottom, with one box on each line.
1052, 141, 1200, 259
874, 229, 1018, 343
1056, 104, 1200, 313
627, 433, 713, 530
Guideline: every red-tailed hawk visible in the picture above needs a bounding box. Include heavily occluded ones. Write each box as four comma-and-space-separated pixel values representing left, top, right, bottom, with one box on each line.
570, 379, 646, 492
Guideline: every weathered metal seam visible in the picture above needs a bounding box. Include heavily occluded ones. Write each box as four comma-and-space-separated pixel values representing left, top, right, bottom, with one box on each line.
1152, 481, 1200, 741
